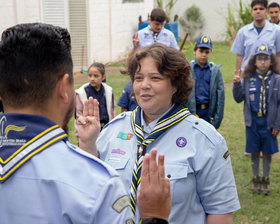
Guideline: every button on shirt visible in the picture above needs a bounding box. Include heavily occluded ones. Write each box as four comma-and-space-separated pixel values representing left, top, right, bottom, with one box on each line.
194, 61, 211, 104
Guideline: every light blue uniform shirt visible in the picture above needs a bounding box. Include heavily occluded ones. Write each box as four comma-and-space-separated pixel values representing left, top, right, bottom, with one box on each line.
97, 111, 240, 224
231, 21, 280, 71
0, 115, 131, 224
136, 26, 179, 50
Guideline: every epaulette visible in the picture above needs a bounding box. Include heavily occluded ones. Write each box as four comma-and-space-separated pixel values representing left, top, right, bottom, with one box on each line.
66, 141, 120, 178
187, 116, 222, 146
103, 112, 132, 130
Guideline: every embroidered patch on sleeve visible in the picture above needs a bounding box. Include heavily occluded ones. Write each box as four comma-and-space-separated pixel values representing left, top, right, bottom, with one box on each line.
126, 219, 134, 224
112, 195, 130, 213
223, 150, 230, 160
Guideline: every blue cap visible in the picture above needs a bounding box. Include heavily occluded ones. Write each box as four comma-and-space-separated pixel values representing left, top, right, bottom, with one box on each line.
195, 35, 212, 49
255, 44, 272, 55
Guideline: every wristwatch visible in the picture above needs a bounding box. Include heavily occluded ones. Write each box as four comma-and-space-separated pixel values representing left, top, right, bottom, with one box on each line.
142, 218, 169, 224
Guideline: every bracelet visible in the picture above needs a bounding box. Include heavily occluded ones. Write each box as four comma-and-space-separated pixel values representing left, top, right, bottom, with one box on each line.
142, 218, 169, 224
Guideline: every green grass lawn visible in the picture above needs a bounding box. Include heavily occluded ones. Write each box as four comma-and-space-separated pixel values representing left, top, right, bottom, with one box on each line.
68, 42, 280, 223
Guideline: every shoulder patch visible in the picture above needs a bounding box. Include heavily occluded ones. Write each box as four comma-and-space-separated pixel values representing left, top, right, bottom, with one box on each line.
112, 195, 130, 213
223, 150, 230, 160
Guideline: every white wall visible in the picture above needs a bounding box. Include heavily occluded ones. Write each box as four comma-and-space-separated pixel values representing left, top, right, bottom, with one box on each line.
0, 0, 42, 35
89, 0, 154, 63
172, 0, 251, 41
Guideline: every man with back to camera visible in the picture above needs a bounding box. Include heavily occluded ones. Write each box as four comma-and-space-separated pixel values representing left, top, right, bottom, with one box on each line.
0, 23, 171, 224
268, 2, 280, 25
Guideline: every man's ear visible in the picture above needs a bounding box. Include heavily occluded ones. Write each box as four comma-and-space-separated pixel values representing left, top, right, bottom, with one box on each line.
57, 74, 70, 103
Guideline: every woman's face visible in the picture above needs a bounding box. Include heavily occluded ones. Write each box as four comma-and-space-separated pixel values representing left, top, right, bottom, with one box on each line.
255, 54, 271, 74
133, 56, 176, 120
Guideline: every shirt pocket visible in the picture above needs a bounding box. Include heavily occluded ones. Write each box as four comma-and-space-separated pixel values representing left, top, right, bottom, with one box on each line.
165, 163, 195, 204
105, 155, 129, 171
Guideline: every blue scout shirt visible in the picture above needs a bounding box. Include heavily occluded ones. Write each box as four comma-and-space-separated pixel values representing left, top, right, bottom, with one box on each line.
231, 21, 280, 71
194, 60, 211, 104
97, 110, 240, 224
136, 26, 179, 50
0, 113, 131, 224
117, 82, 138, 111
249, 72, 271, 113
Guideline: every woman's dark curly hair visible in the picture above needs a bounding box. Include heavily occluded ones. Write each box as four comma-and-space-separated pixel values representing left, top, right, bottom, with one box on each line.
242, 54, 278, 78
122, 43, 193, 104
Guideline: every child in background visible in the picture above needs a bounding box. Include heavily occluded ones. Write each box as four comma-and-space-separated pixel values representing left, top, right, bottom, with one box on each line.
75, 62, 115, 135
233, 44, 280, 195
117, 81, 138, 112
187, 35, 225, 129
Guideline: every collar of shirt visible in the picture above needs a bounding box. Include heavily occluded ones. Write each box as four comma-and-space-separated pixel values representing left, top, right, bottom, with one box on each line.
194, 60, 210, 69
248, 20, 272, 31
141, 104, 174, 137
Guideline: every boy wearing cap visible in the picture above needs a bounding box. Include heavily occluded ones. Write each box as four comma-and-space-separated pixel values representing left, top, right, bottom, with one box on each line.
233, 44, 280, 195
187, 35, 225, 129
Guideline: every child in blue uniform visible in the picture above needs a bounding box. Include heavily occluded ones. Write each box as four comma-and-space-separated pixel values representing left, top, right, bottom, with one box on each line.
117, 81, 138, 112
233, 44, 280, 195
75, 62, 115, 134
187, 35, 225, 129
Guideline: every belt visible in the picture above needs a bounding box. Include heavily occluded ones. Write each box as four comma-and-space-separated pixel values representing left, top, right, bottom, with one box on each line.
196, 103, 209, 109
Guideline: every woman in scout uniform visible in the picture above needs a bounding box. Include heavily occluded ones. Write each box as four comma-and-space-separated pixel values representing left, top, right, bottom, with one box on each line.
233, 44, 280, 195
96, 44, 240, 224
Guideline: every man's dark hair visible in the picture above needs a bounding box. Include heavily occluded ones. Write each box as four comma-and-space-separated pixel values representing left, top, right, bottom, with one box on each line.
268, 2, 280, 9
0, 23, 73, 108
150, 8, 167, 23
251, 0, 268, 8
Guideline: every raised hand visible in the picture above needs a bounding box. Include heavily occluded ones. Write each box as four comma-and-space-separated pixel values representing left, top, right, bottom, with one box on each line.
138, 148, 171, 221
76, 97, 100, 156
132, 32, 140, 49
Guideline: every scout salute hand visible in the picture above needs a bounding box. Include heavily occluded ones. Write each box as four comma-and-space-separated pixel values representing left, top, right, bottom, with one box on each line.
138, 148, 171, 223
76, 97, 100, 156
132, 32, 140, 49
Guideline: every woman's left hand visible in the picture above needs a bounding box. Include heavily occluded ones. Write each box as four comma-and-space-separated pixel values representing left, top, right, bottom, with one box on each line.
76, 97, 100, 156
272, 128, 279, 138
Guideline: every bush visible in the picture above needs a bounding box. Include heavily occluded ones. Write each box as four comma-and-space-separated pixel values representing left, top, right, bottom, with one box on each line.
156, 0, 179, 22
225, 0, 253, 44
179, 5, 205, 40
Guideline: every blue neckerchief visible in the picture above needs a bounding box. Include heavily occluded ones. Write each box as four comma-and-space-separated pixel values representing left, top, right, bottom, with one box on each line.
131, 103, 191, 153
0, 113, 67, 183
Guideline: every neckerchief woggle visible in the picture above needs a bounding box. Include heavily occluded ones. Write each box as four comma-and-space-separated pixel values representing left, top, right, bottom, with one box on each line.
129, 104, 191, 223
0, 114, 67, 183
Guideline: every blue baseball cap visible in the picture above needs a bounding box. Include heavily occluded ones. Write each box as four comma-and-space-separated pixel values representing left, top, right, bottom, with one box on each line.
195, 35, 212, 49
255, 44, 272, 55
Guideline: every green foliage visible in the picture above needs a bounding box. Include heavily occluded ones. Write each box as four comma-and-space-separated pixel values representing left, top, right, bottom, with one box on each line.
226, 0, 253, 44
179, 5, 205, 40
156, 0, 179, 21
